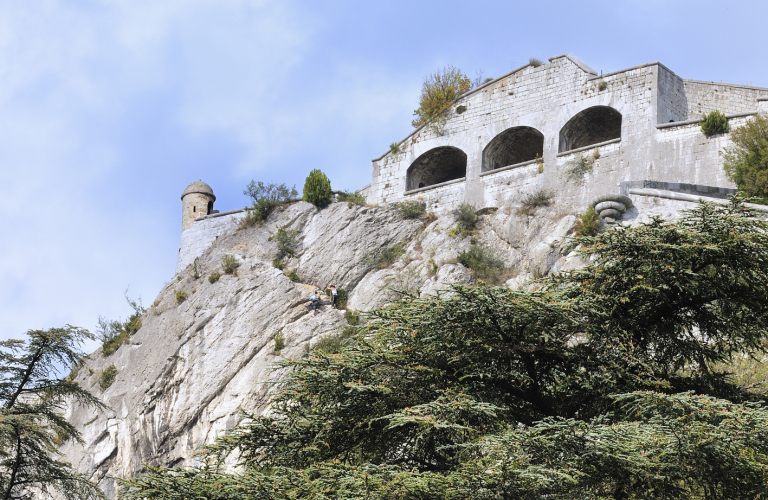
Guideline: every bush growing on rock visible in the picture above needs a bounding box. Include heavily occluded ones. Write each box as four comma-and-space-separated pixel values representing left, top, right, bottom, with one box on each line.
98, 292, 144, 357
519, 189, 553, 216
98, 364, 117, 390
122, 200, 768, 499
303, 169, 333, 208
723, 114, 768, 202
574, 206, 601, 237
175, 290, 187, 304
457, 242, 506, 284
208, 271, 220, 283
336, 190, 366, 207
366, 241, 406, 269
222, 254, 239, 275
239, 181, 298, 229
453, 202, 478, 232
274, 226, 299, 259
398, 200, 426, 219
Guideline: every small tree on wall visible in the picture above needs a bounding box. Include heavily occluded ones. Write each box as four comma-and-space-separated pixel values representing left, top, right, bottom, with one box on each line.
411, 65, 472, 128
723, 114, 768, 202
700, 109, 729, 137
302, 169, 333, 208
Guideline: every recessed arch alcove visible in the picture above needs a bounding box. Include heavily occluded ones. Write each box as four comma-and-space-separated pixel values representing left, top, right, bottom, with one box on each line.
559, 106, 622, 153
406, 146, 467, 191
482, 126, 544, 171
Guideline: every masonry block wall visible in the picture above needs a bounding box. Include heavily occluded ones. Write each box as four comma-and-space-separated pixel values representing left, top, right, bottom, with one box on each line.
367, 54, 768, 214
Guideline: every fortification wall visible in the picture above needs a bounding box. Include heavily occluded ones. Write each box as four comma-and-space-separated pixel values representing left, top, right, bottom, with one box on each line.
683, 80, 768, 118
176, 210, 245, 274
369, 55, 766, 215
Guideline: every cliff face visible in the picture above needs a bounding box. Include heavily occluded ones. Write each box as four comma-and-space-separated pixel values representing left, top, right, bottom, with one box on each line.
61, 199, 593, 497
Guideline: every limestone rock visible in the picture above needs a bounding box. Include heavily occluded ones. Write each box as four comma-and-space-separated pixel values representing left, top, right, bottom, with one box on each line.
62, 201, 602, 498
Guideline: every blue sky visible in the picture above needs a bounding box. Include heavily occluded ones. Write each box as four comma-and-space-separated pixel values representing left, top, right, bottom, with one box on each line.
1, 0, 766, 350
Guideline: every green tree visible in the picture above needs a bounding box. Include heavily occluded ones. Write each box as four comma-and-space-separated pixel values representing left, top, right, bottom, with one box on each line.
0, 327, 106, 499
302, 169, 332, 208
122, 200, 768, 499
411, 65, 472, 128
239, 181, 298, 229
723, 114, 768, 202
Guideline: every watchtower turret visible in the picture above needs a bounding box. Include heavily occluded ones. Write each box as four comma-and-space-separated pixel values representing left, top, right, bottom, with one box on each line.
181, 180, 216, 232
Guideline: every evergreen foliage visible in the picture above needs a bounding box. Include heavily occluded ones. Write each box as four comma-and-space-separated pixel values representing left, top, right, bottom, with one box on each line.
336, 190, 366, 207
723, 114, 768, 202
398, 200, 426, 219
239, 181, 298, 229
121, 200, 768, 499
0, 326, 106, 499
411, 66, 472, 128
303, 169, 333, 208
273, 226, 299, 259
97, 292, 143, 357
457, 243, 506, 284
700, 109, 729, 137
452, 202, 478, 232
574, 206, 601, 237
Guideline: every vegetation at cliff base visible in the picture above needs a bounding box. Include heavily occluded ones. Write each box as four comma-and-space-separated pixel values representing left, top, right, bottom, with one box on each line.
0, 327, 106, 499
723, 114, 768, 202
303, 169, 333, 208
411, 65, 472, 128
121, 199, 768, 499
239, 181, 298, 229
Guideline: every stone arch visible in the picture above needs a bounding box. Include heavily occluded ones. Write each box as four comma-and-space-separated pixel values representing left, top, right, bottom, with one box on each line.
407, 146, 467, 191
559, 106, 622, 153
482, 126, 544, 171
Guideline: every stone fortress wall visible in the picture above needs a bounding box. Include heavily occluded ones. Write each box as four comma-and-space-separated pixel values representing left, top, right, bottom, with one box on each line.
363, 54, 768, 214
177, 54, 768, 273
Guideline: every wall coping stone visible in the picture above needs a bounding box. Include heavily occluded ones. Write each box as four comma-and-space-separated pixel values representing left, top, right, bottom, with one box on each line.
621, 181, 736, 199
586, 61, 673, 82
404, 177, 466, 196
194, 207, 247, 222
548, 53, 598, 76
758, 97, 768, 102
556, 138, 621, 157
683, 78, 768, 92
629, 188, 767, 211
656, 111, 757, 129
479, 158, 538, 177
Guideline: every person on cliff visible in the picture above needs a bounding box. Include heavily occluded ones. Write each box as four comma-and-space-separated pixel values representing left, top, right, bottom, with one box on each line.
306, 290, 321, 316
328, 285, 338, 308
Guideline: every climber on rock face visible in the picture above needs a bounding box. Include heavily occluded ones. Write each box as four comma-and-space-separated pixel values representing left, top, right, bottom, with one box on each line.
328, 285, 338, 308
306, 289, 321, 316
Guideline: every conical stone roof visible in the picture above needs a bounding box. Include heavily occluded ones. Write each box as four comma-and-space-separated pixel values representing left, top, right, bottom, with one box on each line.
181, 180, 216, 201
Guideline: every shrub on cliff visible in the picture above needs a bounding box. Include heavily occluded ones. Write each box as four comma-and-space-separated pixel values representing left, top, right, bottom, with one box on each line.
723, 114, 768, 202
411, 65, 472, 128
122, 200, 768, 499
98, 291, 144, 357
457, 242, 506, 283
239, 181, 298, 229
574, 206, 601, 237
303, 169, 333, 208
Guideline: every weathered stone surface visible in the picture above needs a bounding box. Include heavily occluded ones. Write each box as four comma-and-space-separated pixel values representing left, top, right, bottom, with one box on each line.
64, 195, 702, 498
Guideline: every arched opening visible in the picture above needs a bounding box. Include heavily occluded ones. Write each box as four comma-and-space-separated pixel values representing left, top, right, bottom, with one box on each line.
482, 126, 544, 171
407, 146, 467, 191
559, 106, 622, 153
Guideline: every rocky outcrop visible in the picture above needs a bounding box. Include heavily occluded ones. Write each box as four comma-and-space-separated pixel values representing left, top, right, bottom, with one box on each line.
62, 200, 587, 497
